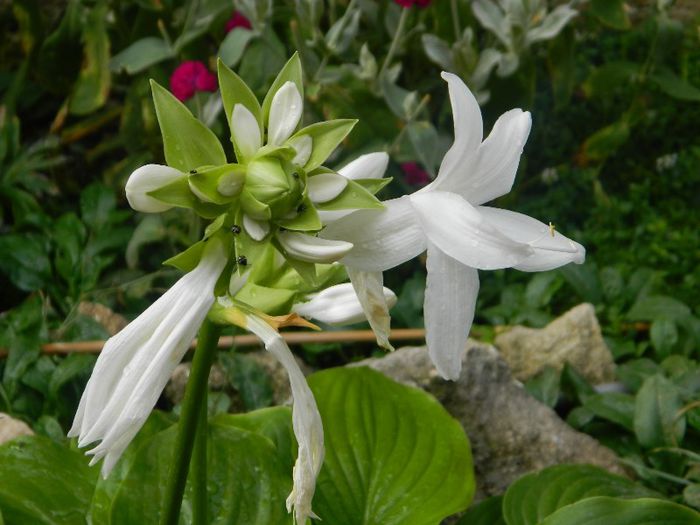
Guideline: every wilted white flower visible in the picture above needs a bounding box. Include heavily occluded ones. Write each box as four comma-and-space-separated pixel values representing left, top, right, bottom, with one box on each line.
69, 238, 228, 476
293, 282, 397, 325
322, 72, 584, 380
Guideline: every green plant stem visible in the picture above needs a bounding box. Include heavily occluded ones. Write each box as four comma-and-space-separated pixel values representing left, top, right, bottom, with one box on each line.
450, 0, 461, 41
191, 395, 209, 524
379, 7, 410, 80
160, 319, 221, 525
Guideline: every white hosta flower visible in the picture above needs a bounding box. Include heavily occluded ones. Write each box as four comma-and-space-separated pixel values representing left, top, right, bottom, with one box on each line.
293, 282, 397, 326
125, 164, 186, 213
322, 72, 584, 380
239, 310, 323, 524
68, 239, 228, 476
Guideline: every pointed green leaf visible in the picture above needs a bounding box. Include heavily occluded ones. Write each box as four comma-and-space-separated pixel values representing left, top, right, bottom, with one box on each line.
261, 53, 304, 125
241, 189, 273, 221
218, 29, 256, 69
634, 374, 686, 448
314, 179, 384, 211
217, 59, 263, 159
590, 0, 630, 30
277, 197, 322, 231
289, 119, 357, 171
150, 80, 227, 171
353, 176, 392, 195
309, 367, 475, 524
110, 37, 173, 74
162, 240, 206, 271
538, 497, 700, 525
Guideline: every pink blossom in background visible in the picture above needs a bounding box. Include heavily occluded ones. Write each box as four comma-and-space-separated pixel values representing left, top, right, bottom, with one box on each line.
225, 10, 252, 32
169, 61, 218, 102
401, 162, 431, 186
393, 0, 432, 8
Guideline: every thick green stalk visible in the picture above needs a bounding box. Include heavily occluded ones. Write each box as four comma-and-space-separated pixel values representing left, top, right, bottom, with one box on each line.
160, 319, 221, 525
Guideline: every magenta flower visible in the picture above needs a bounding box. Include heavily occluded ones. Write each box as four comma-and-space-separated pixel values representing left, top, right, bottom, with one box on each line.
393, 0, 432, 8
225, 10, 252, 32
401, 162, 431, 186
169, 61, 218, 102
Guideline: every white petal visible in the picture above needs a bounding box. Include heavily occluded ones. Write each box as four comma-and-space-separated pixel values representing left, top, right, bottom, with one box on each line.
278, 231, 353, 263
293, 282, 397, 326
268, 81, 303, 146
244, 313, 323, 525
427, 73, 483, 192
477, 206, 585, 271
307, 172, 348, 203
337, 152, 389, 180
317, 209, 354, 224
243, 214, 270, 241
430, 109, 532, 205
72, 240, 228, 476
320, 196, 427, 272
410, 191, 533, 270
232, 104, 262, 160
347, 269, 395, 351
526, 5, 578, 44
290, 135, 313, 166
424, 243, 479, 380
125, 164, 185, 213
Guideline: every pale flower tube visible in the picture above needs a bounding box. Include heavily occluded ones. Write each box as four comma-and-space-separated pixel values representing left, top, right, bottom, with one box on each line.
69, 239, 228, 476
242, 311, 324, 524
293, 282, 397, 326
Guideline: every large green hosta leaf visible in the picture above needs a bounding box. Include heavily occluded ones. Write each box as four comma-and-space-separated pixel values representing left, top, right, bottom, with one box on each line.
0, 435, 98, 524
104, 417, 292, 524
309, 367, 475, 525
538, 497, 700, 525
502, 464, 660, 525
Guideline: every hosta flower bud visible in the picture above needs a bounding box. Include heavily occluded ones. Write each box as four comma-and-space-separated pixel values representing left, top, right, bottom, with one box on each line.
188, 164, 246, 204
293, 282, 397, 325
125, 164, 186, 213
243, 156, 303, 220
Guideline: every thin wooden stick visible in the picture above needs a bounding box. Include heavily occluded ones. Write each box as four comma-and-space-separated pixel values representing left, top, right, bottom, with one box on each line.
0, 329, 428, 359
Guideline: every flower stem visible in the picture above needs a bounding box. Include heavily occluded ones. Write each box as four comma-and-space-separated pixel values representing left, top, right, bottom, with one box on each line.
160, 318, 221, 525
378, 7, 410, 80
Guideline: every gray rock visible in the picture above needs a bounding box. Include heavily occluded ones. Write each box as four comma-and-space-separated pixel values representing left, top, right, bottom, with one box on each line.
494, 303, 616, 384
356, 342, 625, 500
0, 413, 34, 445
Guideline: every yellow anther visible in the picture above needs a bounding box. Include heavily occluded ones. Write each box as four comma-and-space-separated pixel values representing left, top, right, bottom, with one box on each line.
549, 222, 556, 237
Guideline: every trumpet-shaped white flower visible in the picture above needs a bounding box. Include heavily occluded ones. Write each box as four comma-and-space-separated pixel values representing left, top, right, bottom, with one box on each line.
68, 239, 228, 476
293, 282, 397, 326
235, 308, 324, 525
322, 72, 584, 380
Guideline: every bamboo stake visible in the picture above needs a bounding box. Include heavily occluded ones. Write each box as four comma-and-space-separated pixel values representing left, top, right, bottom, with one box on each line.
0, 329, 428, 359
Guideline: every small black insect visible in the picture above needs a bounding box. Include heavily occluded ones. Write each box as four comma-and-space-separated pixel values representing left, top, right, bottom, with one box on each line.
230, 224, 241, 234
292, 172, 300, 179
297, 204, 306, 213
237, 255, 248, 266
189, 169, 197, 174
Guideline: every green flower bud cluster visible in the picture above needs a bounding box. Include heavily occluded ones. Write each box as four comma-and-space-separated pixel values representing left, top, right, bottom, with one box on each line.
125, 54, 391, 315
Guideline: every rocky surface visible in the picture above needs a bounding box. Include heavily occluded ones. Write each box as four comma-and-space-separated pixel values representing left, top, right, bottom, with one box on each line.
494, 303, 616, 384
356, 342, 625, 500
0, 413, 34, 445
